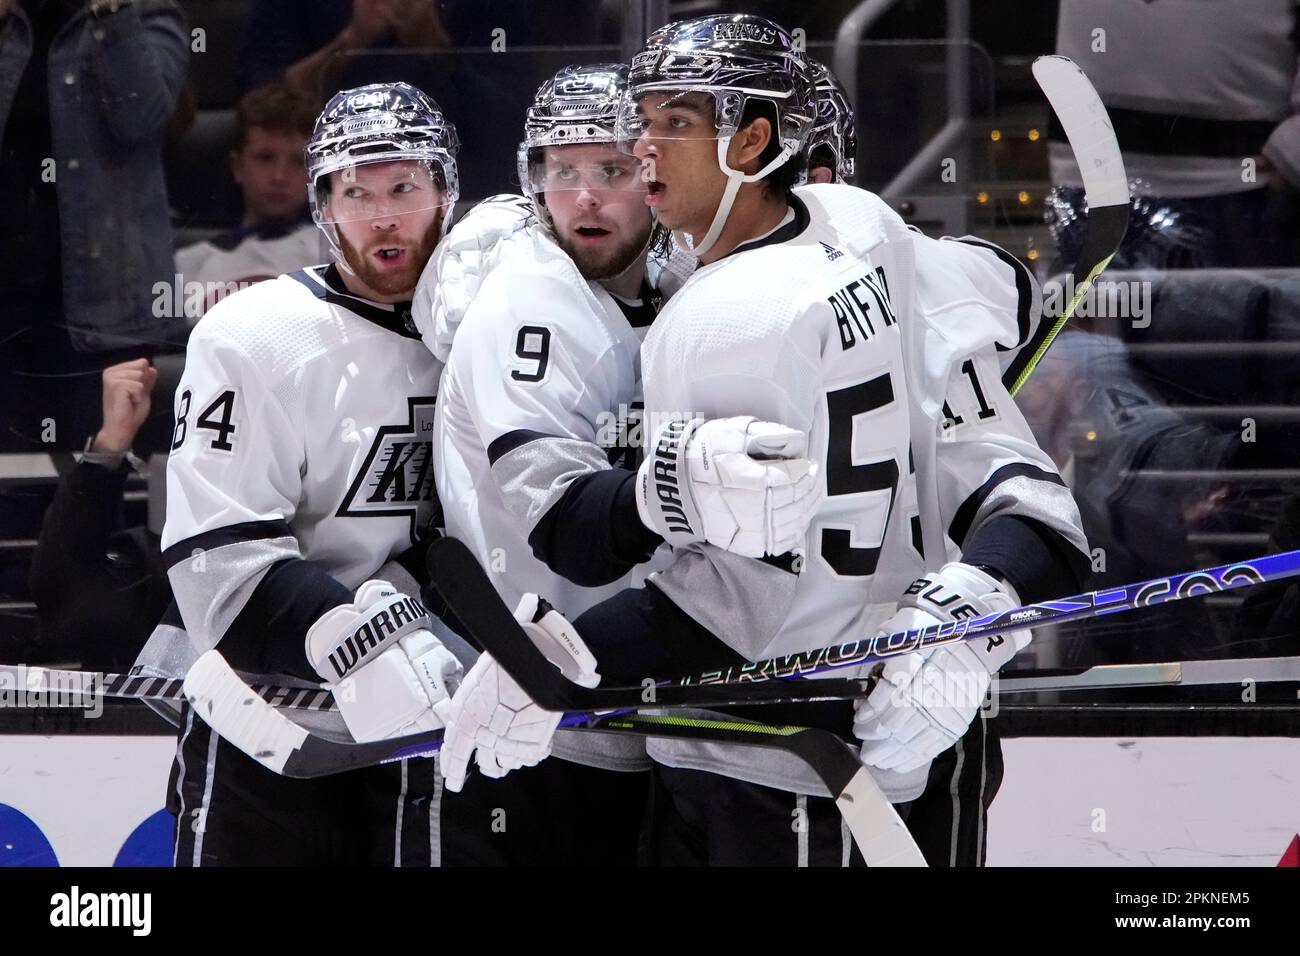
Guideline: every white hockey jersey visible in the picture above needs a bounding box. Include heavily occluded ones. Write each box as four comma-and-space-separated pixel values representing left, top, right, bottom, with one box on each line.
433, 230, 668, 619
136, 264, 447, 691
636, 183, 1088, 800
422, 200, 684, 771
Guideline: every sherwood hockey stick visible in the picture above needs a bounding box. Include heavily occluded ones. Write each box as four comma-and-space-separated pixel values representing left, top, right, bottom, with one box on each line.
427, 537, 1300, 711
178, 650, 926, 865
1003, 55, 1129, 397
11, 651, 1300, 710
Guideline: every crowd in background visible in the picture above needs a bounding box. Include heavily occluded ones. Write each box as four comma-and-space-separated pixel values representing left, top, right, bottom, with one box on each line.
1, 0, 1298, 682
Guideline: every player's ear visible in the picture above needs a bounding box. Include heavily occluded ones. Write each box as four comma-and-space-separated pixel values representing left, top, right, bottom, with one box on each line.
729, 116, 773, 172
229, 149, 243, 185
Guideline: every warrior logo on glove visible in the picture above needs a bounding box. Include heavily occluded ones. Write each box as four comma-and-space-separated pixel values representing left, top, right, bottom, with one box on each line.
324, 593, 431, 680
647, 419, 694, 536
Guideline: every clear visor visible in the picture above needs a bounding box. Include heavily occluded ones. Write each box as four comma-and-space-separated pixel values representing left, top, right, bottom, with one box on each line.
614, 89, 733, 150
314, 158, 453, 225
523, 147, 648, 195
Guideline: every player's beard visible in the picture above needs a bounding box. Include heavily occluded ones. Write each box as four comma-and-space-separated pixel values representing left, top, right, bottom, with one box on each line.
557, 223, 652, 282
336, 211, 443, 297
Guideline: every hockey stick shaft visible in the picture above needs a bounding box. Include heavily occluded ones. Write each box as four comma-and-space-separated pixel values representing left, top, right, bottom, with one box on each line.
429, 536, 1300, 711
1006, 55, 1129, 397
12, 650, 1297, 713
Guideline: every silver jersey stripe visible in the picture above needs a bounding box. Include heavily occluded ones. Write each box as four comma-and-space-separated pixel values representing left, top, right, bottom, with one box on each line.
166, 534, 301, 651
194, 722, 220, 867
172, 708, 194, 867
965, 474, 1089, 561
491, 435, 613, 533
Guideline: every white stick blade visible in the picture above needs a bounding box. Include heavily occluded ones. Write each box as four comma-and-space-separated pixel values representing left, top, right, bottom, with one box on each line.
182, 650, 308, 775
1032, 55, 1129, 208
837, 769, 928, 866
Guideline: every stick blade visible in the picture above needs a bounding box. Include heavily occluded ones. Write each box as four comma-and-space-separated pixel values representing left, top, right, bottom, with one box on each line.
836, 769, 928, 866
1032, 54, 1129, 211
182, 649, 308, 775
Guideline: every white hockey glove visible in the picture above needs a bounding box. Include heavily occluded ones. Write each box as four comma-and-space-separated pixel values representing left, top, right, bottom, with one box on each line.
306, 580, 463, 743
440, 594, 599, 793
413, 194, 531, 362
854, 563, 1028, 774
636, 415, 822, 558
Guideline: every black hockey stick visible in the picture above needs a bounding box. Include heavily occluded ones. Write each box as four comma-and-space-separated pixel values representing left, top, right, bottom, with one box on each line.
427, 537, 1300, 711
1004, 55, 1129, 396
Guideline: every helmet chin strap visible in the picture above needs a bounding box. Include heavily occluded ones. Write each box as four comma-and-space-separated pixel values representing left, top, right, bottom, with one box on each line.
674, 136, 795, 260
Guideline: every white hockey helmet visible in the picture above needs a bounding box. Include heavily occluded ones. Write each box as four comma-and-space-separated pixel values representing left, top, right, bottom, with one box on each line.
616, 14, 817, 257
805, 59, 857, 184
517, 64, 645, 234
306, 82, 460, 272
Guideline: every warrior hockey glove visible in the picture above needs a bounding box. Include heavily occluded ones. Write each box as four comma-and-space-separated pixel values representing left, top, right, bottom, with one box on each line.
854, 563, 1029, 774
636, 415, 822, 558
440, 593, 599, 793
306, 580, 463, 743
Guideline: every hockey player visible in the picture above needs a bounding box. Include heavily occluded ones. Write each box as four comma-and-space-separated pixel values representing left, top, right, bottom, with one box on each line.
799, 54, 1055, 865
421, 63, 821, 864
805, 59, 857, 186
440, 15, 1090, 866
137, 82, 467, 866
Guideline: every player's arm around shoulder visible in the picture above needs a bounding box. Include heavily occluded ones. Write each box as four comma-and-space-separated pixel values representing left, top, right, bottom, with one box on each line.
413, 194, 533, 363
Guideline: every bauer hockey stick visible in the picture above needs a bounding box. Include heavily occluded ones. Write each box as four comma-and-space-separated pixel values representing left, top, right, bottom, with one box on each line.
426, 537, 1300, 711
1004, 55, 1129, 397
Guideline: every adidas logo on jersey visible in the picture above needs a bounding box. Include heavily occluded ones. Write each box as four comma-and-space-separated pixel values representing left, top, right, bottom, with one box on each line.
820, 241, 843, 261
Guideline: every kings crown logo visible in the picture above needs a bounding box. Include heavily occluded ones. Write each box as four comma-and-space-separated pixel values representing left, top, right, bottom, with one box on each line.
337, 398, 437, 537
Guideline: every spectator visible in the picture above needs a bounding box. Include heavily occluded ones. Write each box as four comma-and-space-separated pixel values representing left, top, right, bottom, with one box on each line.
174, 83, 322, 324
236, 0, 612, 97
1018, 327, 1236, 666
0, 0, 189, 452
27, 359, 171, 672
1048, 0, 1300, 270
238, 0, 450, 96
